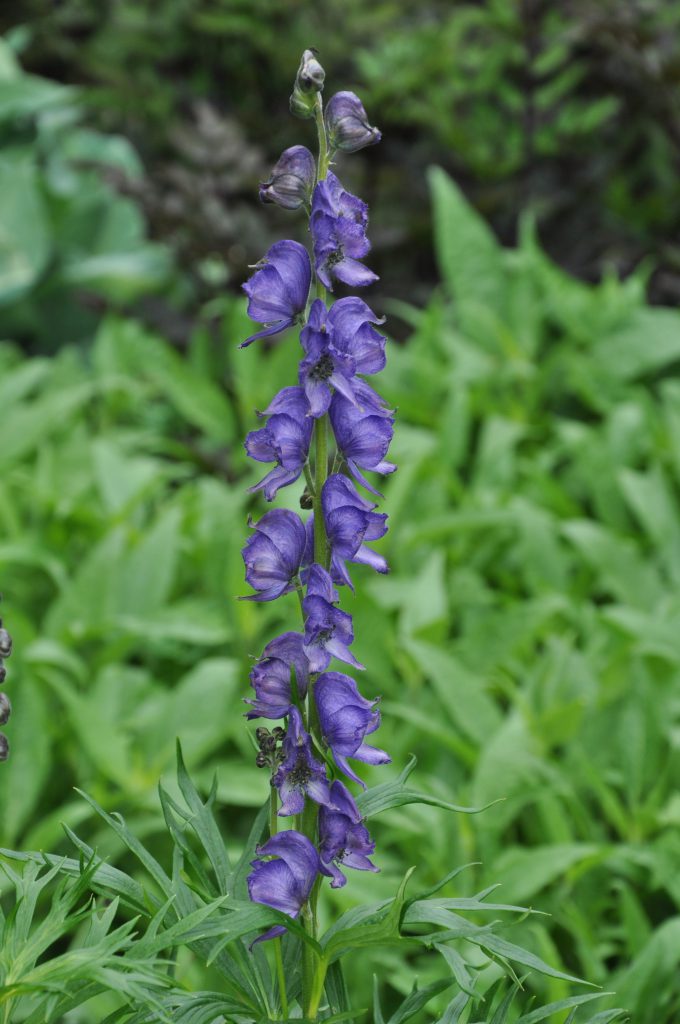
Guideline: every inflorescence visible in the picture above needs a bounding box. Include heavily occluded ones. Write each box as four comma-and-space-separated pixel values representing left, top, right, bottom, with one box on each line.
239, 53, 389, 951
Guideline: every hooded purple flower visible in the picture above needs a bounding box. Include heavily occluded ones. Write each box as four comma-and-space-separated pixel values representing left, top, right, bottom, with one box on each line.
322, 474, 388, 588
245, 387, 313, 500
325, 92, 381, 154
299, 298, 386, 418
241, 509, 308, 601
241, 240, 311, 348
245, 632, 310, 719
311, 172, 377, 291
272, 707, 333, 816
259, 146, 315, 210
316, 672, 390, 786
247, 830, 321, 941
319, 780, 379, 888
329, 391, 396, 495
302, 563, 363, 672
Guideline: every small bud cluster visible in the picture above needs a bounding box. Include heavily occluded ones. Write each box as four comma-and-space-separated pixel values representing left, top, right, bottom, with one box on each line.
239, 52, 390, 945
0, 608, 13, 762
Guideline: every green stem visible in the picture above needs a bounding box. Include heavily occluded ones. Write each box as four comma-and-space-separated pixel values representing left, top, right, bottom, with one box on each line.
274, 938, 289, 1020
314, 94, 330, 181
306, 955, 329, 1019
313, 415, 329, 569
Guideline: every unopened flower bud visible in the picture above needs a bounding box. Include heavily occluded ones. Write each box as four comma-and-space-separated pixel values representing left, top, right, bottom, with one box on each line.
325, 91, 381, 153
0, 665, 5, 684
0, 628, 11, 658
0, 693, 10, 726
259, 146, 315, 210
272, 726, 286, 741
255, 727, 270, 746
290, 49, 325, 119
255, 751, 268, 769
0, 733, 8, 762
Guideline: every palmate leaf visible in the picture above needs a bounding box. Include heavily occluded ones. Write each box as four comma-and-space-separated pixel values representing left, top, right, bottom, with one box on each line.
356, 756, 499, 819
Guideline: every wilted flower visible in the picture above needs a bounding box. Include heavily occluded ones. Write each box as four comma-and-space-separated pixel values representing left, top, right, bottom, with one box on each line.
246, 632, 310, 719
322, 474, 388, 588
273, 707, 333, 816
241, 240, 311, 348
316, 672, 390, 785
311, 172, 378, 290
241, 509, 308, 601
247, 830, 322, 941
302, 563, 363, 672
259, 146, 316, 210
245, 387, 313, 500
325, 92, 381, 153
319, 780, 378, 887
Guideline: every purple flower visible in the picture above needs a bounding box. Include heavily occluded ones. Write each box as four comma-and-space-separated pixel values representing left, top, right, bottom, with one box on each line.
299, 298, 386, 418
245, 387, 312, 500
302, 563, 363, 672
329, 391, 396, 495
319, 780, 379, 888
322, 474, 388, 588
241, 240, 311, 348
325, 92, 381, 154
247, 830, 321, 941
316, 672, 390, 786
259, 146, 315, 210
272, 707, 333, 816
245, 632, 310, 719
311, 172, 377, 291
241, 509, 307, 601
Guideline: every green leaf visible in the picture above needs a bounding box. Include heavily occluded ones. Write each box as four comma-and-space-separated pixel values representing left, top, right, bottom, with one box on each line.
321, 867, 416, 963
356, 757, 497, 819
0, 151, 50, 304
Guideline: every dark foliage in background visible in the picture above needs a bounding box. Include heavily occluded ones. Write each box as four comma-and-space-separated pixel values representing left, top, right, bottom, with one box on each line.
2, 0, 680, 343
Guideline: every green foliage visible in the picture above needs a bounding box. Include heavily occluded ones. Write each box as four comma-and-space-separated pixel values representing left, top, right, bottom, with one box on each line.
1, 156, 679, 1019
0, 38, 170, 350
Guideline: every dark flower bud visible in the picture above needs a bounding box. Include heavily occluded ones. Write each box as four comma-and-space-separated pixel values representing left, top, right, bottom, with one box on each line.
0, 693, 10, 726
0, 628, 11, 659
300, 489, 314, 510
0, 733, 8, 762
325, 92, 381, 153
259, 146, 315, 211
255, 751, 268, 769
0, 665, 5, 684
290, 49, 325, 119
256, 727, 271, 746
272, 726, 286, 741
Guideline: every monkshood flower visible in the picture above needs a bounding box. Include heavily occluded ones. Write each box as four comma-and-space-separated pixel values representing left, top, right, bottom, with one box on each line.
273, 707, 333, 816
319, 780, 378, 888
316, 671, 390, 785
329, 391, 396, 495
311, 172, 378, 290
299, 297, 386, 417
259, 146, 316, 210
241, 508, 307, 601
247, 830, 322, 942
302, 563, 363, 672
241, 240, 311, 348
245, 387, 313, 500
322, 474, 388, 588
290, 49, 325, 119
245, 632, 309, 719
325, 92, 381, 153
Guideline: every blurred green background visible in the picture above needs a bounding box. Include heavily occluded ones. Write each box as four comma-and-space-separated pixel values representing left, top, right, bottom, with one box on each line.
1, 2, 680, 1022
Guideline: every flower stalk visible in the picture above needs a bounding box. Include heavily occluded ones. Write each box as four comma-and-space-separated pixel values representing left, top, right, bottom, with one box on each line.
240, 51, 386, 1020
